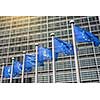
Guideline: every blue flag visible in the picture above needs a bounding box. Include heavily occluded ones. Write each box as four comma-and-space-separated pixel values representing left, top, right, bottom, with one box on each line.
24, 53, 44, 72
74, 25, 100, 46
54, 37, 74, 55
38, 46, 58, 61
38, 46, 52, 61
13, 61, 22, 76
3, 66, 11, 78
3, 61, 22, 78
24, 54, 36, 72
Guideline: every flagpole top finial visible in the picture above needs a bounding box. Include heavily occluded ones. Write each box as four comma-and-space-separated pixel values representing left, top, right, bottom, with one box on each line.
50, 33, 55, 36
23, 51, 26, 54
12, 57, 14, 60
35, 43, 38, 46
70, 20, 74, 24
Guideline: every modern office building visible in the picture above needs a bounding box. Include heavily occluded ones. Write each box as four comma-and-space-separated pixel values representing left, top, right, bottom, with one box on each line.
0, 16, 100, 83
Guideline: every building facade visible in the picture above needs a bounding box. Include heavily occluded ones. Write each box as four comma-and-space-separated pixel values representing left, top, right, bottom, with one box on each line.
0, 16, 100, 83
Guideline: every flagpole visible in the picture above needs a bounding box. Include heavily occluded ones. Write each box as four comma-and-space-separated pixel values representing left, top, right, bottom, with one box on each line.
1, 63, 4, 83
35, 43, 38, 83
21, 51, 26, 83
10, 57, 14, 83
50, 33, 56, 83
66, 17, 74, 82
70, 20, 80, 83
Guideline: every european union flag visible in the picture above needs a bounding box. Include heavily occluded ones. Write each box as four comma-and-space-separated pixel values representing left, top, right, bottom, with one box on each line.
24, 53, 44, 72
3, 66, 11, 78
54, 37, 74, 55
38, 46, 52, 61
13, 61, 22, 76
74, 25, 100, 46
3, 61, 22, 78
24, 54, 36, 72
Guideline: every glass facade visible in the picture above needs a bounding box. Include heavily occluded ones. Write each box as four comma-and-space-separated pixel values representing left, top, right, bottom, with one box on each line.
0, 16, 100, 83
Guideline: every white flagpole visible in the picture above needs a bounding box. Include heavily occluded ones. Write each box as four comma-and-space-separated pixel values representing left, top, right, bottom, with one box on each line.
21, 51, 26, 83
35, 43, 38, 83
50, 33, 56, 83
10, 57, 14, 83
1, 63, 4, 83
70, 20, 80, 83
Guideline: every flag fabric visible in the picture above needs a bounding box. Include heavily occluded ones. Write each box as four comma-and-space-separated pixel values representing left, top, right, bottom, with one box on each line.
3, 61, 22, 78
74, 25, 100, 46
38, 46, 52, 61
3, 66, 11, 78
54, 37, 74, 55
13, 61, 22, 76
24, 54, 36, 72
24, 53, 44, 72
38, 46, 58, 61
3, 66, 16, 78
